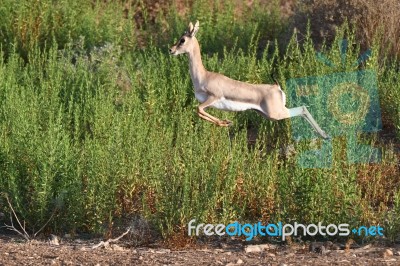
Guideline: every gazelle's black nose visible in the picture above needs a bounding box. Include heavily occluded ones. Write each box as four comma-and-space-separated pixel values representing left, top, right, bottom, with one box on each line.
169, 48, 172, 53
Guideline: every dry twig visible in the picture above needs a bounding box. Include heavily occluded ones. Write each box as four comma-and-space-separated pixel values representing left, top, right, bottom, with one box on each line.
92, 228, 131, 249
1, 194, 30, 241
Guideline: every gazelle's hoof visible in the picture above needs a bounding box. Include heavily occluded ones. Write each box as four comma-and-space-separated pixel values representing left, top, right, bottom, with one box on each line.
321, 131, 330, 139
218, 120, 232, 127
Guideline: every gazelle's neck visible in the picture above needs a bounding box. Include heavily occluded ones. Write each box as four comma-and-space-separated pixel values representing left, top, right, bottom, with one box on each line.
188, 38, 207, 86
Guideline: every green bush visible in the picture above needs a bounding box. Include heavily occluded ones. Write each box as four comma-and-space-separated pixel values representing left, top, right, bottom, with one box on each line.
0, 0, 399, 242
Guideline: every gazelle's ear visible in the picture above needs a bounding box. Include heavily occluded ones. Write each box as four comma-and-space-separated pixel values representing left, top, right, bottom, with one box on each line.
190, 20, 200, 37
188, 22, 194, 34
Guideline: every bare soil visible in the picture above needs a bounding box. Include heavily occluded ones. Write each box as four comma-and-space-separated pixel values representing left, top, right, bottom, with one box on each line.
1, 234, 400, 266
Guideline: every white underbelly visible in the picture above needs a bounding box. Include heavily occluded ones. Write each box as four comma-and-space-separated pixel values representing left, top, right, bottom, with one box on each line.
211, 97, 261, 112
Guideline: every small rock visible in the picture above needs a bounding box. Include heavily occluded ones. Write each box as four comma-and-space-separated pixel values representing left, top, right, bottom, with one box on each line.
245, 245, 262, 253
236, 259, 243, 264
345, 239, 355, 253
309, 242, 323, 253
361, 244, 372, 250
394, 250, 400, 256
155, 249, 170, 254
245, 244, 271, 253
383, 249, 393, 258
111, 244, 125, 251
267, 252, 276, 257
318, 246, 328, 255
279, 263, 288, 266
49, 234, 60, 246
324, 241, 340, 250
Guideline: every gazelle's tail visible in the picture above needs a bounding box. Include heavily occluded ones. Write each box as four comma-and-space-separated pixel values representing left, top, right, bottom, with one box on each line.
271, 73, 285, 106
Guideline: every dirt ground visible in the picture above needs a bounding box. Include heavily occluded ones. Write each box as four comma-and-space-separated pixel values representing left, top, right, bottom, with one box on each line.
1, 234, 400, 266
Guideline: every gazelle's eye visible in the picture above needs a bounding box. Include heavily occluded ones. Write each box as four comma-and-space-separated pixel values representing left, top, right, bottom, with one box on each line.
179, 38, 185, 44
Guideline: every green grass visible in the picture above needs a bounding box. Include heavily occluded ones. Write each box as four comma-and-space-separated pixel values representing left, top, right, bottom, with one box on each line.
0, 0, 400, 242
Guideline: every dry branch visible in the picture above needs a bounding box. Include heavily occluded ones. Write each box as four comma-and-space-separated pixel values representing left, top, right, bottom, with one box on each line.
1, 195, 30, 241
92, 228, 131, 249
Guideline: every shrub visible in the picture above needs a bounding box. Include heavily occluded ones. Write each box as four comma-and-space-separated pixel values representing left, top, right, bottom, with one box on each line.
290, 0, 400, 59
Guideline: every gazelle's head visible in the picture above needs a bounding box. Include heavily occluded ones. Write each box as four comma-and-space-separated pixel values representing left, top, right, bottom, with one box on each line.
169, 21, 199, 56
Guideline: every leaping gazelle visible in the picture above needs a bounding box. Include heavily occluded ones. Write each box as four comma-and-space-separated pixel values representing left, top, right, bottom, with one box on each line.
169, 21, 329, 139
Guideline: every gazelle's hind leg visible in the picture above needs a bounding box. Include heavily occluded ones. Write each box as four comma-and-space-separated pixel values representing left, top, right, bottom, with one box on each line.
286, 106, 329, 139
262, 106, 328, 139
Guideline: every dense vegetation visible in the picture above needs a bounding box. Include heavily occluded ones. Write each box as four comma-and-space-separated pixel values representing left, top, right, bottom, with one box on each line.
0, 0, 399, 242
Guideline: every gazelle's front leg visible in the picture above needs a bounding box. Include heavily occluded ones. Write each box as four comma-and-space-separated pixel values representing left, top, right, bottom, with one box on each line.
197, 97, 232, 127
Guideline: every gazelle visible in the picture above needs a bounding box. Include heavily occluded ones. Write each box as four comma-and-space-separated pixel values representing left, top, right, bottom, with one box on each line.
169, 21, 329, 139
